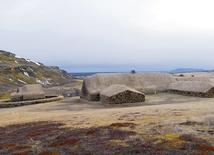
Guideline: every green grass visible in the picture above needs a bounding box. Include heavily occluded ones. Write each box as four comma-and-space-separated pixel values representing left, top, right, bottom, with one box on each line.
74, 80, 83, 88
0, 91, 13, 100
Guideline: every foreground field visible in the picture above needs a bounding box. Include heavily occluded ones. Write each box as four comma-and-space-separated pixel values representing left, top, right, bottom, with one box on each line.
0, 93, 214, 154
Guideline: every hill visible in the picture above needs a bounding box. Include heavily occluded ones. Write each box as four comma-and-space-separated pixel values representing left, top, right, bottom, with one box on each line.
171, 68, 206, 73
0, 50, 73, 92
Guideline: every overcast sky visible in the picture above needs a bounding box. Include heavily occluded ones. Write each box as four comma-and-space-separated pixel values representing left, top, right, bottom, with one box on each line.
1, 0, 214, 72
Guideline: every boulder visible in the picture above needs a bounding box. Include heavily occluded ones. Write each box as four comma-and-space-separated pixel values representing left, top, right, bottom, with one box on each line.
10, 84, 45, 101
100, 84, 145, 104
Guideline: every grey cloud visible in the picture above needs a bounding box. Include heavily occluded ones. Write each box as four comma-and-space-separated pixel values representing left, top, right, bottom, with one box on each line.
0, 0, 214, 72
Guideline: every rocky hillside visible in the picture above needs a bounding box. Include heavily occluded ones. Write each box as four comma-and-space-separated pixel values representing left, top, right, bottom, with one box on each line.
0, 50, 73, 92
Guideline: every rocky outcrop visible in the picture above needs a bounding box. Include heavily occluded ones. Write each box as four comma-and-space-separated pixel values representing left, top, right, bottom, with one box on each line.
10, 84, 45, 101
100, 84, 145, 104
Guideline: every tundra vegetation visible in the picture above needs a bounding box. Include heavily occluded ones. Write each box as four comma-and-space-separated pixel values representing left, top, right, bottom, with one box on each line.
1, 50, 214, 154
0, 93, 214, 154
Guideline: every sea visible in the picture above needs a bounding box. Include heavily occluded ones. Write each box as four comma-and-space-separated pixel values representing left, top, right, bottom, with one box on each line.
69, 69, 183, 77
69, 72, 116, 77
69, 71, 165, 77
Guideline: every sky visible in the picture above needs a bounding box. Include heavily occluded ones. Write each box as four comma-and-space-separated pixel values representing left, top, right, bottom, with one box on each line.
1, 0, 214, 72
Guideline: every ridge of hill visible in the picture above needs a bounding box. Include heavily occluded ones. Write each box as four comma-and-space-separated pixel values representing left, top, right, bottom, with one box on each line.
0, 50, 73, 92
171, 68, 206, 73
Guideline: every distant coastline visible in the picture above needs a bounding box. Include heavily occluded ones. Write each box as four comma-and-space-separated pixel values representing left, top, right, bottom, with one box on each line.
69, 68, 213, 77
69, 72, 115, 77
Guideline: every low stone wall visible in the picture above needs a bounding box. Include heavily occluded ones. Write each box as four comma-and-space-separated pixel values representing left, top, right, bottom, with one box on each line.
168, 89, 213, 98
0, 96, 64, 108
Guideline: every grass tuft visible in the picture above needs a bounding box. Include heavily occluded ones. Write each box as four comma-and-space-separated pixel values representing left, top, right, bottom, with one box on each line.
202, 115, 214, 126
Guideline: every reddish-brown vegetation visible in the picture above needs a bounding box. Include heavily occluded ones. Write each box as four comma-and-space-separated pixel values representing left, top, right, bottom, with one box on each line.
50, 138, 80, 147
198, 145, 214, 151
15, 145, 31, 150
11, 152, 29, 155
39, 151, 58, 155
27, 129, 53, 137
0, 121, 213, 154
5, 143, 16, 148
85, 130, 95, 135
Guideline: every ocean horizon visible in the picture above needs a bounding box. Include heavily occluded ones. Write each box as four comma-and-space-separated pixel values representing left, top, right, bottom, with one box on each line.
69, 68, 210, 77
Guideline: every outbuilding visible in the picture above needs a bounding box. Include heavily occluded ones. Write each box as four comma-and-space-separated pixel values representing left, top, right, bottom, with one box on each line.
100, 84, 145, 104
10, 84, 45, 101
167, 81, 214, 98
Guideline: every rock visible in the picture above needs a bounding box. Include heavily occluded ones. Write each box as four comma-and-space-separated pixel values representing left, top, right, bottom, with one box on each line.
10, 84, 45, 101
100, 84, 145, 104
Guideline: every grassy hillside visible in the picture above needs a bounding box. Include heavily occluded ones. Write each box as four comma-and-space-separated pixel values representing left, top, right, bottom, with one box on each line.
0, 50, 73, 92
